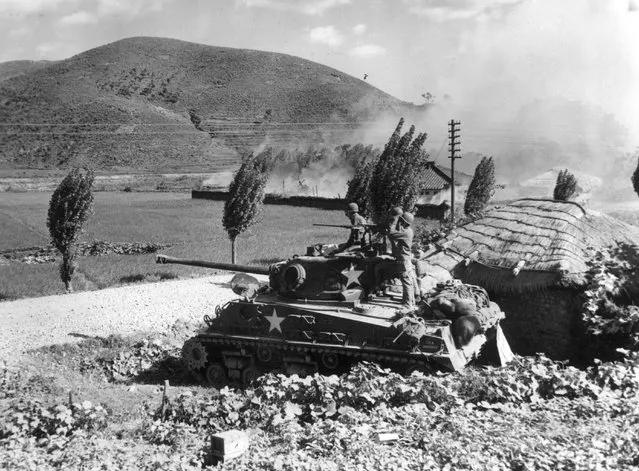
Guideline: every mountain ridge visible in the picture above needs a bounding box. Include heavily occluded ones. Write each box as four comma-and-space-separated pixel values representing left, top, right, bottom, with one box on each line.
0, 36, 425, 172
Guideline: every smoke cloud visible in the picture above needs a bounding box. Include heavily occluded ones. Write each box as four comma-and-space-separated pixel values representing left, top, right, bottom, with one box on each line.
409, 0, 639, 186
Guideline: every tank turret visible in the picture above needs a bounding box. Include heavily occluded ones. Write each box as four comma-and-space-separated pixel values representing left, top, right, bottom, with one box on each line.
157, 250, 387, 302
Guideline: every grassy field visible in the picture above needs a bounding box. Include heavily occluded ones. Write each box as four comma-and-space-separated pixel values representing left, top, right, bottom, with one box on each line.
3, 191, 637, 301
2, 191, 427, 300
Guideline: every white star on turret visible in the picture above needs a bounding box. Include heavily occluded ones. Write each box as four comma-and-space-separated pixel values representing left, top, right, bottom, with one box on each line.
264, 308, 285, 333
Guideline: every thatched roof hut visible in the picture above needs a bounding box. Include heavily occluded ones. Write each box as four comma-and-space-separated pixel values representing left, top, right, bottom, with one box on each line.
425, 198, 639, 293
422, 198, 639, 359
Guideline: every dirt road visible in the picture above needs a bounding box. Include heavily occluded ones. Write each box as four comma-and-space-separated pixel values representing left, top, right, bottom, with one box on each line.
0, 276, 242, 363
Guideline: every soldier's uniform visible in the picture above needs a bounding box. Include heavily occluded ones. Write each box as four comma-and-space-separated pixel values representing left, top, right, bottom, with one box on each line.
374, 209, 417, 311
388, 213, 416, 309
338, 202, 367, 250
346, 211, 367, 246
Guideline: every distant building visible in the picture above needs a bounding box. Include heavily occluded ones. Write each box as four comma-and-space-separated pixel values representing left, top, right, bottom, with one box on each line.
417, 162, 472, 205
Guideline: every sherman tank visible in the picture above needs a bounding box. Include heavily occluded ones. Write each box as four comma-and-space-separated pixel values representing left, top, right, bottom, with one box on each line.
157, 241, 512, 387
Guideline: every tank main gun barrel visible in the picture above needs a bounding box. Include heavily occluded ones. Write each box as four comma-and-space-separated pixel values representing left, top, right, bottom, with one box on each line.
156, 254, 270, 275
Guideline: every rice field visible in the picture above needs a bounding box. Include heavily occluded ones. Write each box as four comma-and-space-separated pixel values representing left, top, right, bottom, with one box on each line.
2, 191, 636, 302
0, 192, 380, 300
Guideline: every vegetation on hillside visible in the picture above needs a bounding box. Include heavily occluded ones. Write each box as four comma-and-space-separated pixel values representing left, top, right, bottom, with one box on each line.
0, 37, 421, 171
47, 168, 95, 293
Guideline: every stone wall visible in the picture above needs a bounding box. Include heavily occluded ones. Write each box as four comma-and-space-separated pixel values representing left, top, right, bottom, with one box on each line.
494, 289, 586, 361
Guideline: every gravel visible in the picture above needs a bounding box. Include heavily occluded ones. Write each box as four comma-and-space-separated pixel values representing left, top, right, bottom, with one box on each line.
0, 275, 246, 363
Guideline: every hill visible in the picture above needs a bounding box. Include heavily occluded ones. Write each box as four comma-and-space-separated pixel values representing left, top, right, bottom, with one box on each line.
0, 60, 55, 82
0, 37, 424, 172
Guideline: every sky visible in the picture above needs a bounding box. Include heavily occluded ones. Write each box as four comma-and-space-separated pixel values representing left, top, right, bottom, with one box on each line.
1, 0, 638, 164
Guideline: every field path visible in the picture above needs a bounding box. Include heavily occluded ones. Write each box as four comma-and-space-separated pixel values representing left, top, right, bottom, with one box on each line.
0, 275, 243, 363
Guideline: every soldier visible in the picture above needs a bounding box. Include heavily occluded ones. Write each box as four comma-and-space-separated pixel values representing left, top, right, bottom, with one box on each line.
343, 202, 367, 248
374, 207, 417, 313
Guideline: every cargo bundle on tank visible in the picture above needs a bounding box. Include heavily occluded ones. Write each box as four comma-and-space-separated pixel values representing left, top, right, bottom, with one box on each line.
157, 232, 512, 387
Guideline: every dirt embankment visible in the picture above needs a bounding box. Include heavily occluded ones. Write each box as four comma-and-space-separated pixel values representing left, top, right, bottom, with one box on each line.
0, 275, 239, 363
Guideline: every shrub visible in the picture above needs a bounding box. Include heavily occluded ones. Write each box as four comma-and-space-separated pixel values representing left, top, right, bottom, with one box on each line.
553, 169, 577, 201
1, 400, 108, 441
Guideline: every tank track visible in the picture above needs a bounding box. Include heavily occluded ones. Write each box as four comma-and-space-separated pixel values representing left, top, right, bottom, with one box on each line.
183, 332, 444, 387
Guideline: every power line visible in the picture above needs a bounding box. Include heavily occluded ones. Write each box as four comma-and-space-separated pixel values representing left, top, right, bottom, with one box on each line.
432, 137, 448, 163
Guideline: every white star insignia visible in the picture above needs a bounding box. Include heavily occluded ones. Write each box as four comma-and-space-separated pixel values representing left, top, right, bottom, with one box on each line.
263, 308, 285, 333
341, 263, 364, 289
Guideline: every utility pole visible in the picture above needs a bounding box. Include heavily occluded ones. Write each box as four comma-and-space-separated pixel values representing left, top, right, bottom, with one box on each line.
448, 119, 461, 225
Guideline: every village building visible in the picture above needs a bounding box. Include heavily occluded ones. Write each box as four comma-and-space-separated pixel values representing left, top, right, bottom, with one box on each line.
421, 198, 639, 360
417, 163, 472, 205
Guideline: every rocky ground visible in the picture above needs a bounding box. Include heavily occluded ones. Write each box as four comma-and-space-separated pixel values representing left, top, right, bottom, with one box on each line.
0, 275, 241, 362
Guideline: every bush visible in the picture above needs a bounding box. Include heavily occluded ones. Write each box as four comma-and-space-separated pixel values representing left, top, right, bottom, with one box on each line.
1, 400, 108, 441
553, 169, 577, 201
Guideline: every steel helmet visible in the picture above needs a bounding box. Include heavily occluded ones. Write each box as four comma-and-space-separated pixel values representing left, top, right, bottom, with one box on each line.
347, 202, 359, 213
400, 212, 414, 225
390, 206, 403, 216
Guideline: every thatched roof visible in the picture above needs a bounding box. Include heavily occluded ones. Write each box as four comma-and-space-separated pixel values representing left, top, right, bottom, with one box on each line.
422, 198, 639, 294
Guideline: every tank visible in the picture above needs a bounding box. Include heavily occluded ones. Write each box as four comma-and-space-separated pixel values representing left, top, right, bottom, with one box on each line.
156, 243, 512, 387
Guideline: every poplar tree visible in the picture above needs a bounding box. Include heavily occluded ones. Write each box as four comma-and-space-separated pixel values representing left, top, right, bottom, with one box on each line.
632, 155, 639, 199
368, 118, 429, 224
464, 156, 496, 217
553, 169, 578, 201
345, 145, 379, 217
222, 150, 272, 263
47, 167, 95, 293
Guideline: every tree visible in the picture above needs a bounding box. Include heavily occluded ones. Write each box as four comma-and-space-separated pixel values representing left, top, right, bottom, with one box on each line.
368, 118, 429, 224
344, 144, 379, 217
553, 169, 578, 201
421, 92, 435, 103
222, 150, 272, 263
47, 167, 95, 293
464, 156, 496, 217
632, 152, 639, 199
346, 160, 376, 217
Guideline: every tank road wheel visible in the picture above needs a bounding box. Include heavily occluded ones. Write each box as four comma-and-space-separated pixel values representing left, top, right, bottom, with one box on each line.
321, 352, 340, 370
256, 346, 272, 363
241, 365, 262, 386
182, 339, 208, 371
404, 363, 433, 377
205, 362, 228, 388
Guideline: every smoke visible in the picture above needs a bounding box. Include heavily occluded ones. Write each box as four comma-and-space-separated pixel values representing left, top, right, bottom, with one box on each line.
408, 0, 639, 186
238, 0, 639, 198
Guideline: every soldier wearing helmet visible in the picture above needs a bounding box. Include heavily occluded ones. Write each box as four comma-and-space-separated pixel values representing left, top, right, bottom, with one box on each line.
343, 202, 367, 248
374, 207, 417, 313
